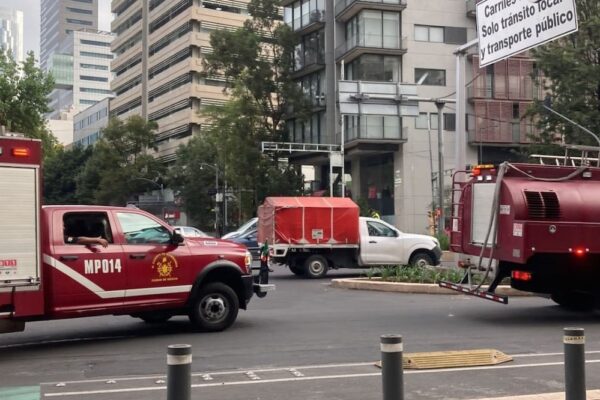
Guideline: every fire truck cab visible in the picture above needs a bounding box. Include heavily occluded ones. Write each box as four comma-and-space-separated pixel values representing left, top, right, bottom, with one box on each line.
0, 135, 272, 334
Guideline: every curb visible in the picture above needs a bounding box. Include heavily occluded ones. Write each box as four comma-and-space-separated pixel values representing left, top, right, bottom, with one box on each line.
469, 390, 600, 400
330, 278, 532, 296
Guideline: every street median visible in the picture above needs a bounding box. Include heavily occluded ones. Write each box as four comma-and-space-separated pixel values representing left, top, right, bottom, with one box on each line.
330, 278, 532, 296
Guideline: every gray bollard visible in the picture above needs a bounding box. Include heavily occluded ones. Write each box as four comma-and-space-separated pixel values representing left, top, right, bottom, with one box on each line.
564, 327, 586, 400
381, 334, 403, 400
167, 344, 192, 400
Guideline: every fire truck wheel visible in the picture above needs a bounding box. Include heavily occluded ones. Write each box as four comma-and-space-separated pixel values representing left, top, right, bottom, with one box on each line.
551, 292, 595, 310
289, 264, 305, 276
410, 252, 434, 268
189, 283, 239, 332
304, 255, 328, 279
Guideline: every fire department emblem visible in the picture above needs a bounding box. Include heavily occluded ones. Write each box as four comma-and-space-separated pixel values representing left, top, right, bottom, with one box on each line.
151, 253, 179, 282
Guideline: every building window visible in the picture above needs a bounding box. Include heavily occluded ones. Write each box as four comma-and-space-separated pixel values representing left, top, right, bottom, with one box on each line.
414, 25, 443, 42
80, 51, 113, 59
80, 75, 109, 82
80, 39, 111, 47
80, 63, 108, 70
286, 0, 325, 30
66, 18, 93, 26
80, 87, 113, 94
80, 99, 99, 105
346, 11, 400, 50
345, 55, 400, 82
67, 7, 93, 14
444, 113, 456, 131
415, 68, 446, 86
415, 113, 428, 129
430, 113, 438, 130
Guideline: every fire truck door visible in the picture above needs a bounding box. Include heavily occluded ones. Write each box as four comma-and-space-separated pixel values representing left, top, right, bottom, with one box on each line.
114, 211, 192, 308
48, 211, 126, 314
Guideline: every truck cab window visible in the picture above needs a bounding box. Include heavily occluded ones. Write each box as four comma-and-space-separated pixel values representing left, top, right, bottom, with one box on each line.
63, 212, 113, 245
117, 212, 171, 244
367, 221, 397, 237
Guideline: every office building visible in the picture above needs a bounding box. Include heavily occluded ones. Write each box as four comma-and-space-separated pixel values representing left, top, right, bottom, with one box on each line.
0, 7, 24, 63
47, 29, 114, 119
73, 97, 111, 147
40, 0, 99, 71
110, 0, 254, 162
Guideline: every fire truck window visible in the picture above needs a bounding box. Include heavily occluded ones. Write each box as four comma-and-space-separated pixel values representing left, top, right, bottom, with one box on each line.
117, 212, 171, 245
63, 213, 113, 244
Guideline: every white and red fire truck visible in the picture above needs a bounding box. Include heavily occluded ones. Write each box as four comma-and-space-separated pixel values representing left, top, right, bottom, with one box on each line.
0, 134, 272, 334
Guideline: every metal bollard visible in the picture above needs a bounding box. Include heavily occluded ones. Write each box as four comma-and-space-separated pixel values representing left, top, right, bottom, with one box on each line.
564, 327, 586, 400
381, 334, 403, 400
167, 344, 192, 400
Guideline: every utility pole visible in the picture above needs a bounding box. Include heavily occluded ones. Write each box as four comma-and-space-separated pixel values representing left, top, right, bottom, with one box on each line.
435, 99, 445, 235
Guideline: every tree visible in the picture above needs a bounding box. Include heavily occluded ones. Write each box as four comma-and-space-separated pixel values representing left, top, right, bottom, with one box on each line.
0, 50, 56, 155
530, 0, 600, 146
199, 0, 311, 220
43, 145, 93, 204
76, 116, 165, 206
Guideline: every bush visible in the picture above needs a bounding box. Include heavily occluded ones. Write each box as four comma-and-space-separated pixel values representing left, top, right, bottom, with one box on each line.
435, 232, 450, 251
363, 265, 492, 285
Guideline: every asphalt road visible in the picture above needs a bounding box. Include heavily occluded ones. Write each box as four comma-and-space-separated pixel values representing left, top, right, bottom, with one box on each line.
1, 267, 600, 400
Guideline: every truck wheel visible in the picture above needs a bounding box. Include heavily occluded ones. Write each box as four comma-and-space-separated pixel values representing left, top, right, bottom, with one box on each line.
289, 264, 305, 276
304, 255, 328, 279
189, 283, 239, 332
410, 252, 434, 268
551, 292, 595, 310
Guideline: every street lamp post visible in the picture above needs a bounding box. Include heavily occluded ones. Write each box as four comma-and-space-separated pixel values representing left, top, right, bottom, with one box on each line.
200, 163, 221, 236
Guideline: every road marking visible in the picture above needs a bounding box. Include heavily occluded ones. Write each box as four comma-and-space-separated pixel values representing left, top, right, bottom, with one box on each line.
44, 359, 600, 397
0, 386, 39, 400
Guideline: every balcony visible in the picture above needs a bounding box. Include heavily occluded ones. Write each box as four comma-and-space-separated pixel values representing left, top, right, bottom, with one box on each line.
466, 0, 476, 18
343, 122, 407, 154
336, 36, 407, 63
335, 0, 406, 22
292, 10, 326, 36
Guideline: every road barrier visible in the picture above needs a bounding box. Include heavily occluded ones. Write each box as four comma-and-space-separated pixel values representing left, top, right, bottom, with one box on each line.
564, 328, 586, 400
167, 344, 192, 400
380, 334, 403, 400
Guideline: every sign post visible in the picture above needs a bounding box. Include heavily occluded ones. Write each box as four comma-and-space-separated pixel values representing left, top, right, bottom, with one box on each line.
476, 0, 578, 67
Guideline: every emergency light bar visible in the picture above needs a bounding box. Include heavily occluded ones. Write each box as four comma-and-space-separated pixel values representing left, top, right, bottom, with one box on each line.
471, 164, 496, 177
11, 147, 30, 157
438, 281, 508, 304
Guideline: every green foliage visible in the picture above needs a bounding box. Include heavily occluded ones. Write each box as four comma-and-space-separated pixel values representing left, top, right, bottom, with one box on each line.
192, 0, 311, 220
363, 265, 470, 284
76, 116, 165, 205
43, 145, 93, 204
356, 197, 371, 217
0, 50, 56, 155
530, 0, 600, 147
435, 232, 450, 251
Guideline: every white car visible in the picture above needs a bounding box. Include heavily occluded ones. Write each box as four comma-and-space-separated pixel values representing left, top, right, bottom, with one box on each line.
221, 217, 258, 240
173, 226, 212, 238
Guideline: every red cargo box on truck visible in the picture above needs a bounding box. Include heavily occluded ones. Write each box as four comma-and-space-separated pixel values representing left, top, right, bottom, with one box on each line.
258, 197, 359, 246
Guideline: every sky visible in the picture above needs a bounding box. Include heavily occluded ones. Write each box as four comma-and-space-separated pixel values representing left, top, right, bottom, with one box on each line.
1, 0, 113, 57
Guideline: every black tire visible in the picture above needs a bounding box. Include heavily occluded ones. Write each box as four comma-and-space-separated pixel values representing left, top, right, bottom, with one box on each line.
135, 312, 172, 324
304, 255, 328, 279
409, 252, 434, 268
551, 292, 595, 311
189, 282, 239, 332
289, 264, 305, 276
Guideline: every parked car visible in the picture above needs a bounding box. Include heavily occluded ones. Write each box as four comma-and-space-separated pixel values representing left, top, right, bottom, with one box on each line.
173, 226, 212, 238
222, 217, 258, 240
230, 229, 260, 259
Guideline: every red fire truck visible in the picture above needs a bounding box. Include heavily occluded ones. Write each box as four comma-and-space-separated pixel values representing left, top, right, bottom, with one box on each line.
0, 134, 272, 334
441, 161, 600, 309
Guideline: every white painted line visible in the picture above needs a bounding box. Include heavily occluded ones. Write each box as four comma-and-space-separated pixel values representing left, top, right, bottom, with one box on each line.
44, 359, 600, 398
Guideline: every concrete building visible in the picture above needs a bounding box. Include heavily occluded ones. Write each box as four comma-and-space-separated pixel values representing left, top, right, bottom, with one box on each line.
73, 97, 111, 147
47, 29, 114, 119
40, 0, 99, 71
47, 107, 78, 146
0, 7, 24, 63
110, 0, 252, 162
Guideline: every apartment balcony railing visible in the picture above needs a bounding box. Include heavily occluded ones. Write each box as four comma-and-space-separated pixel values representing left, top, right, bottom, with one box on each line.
343, 124, 408, 144
335, 0, 406, 22
335, 35, 407, 63
467, 83, 546, 101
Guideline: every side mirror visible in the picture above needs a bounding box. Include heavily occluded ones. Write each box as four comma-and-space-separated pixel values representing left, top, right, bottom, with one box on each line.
171, 232, 185, 245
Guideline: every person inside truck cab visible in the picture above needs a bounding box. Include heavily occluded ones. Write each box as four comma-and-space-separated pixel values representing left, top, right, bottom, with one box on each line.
63, 218, 109, 247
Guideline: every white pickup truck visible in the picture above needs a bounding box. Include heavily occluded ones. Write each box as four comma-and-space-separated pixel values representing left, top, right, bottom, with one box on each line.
258, 197, 441, 278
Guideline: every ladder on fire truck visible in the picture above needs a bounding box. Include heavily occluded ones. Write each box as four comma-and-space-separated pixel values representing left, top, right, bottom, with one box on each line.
530, 144, 600, 167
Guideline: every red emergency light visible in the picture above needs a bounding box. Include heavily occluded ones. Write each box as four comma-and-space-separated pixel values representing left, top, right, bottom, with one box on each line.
11, 147, 30, 157
573, 247, 587, 257
511, 270, 532, 281
471, 164, 495, 177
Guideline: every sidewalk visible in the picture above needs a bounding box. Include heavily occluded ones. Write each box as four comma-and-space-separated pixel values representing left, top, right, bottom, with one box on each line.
474, 391, 600, 400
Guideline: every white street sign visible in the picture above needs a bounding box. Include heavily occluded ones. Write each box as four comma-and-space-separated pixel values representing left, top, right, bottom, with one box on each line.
477, 0, 578, 67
